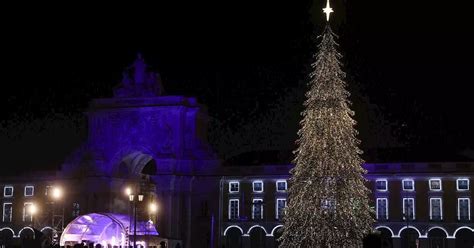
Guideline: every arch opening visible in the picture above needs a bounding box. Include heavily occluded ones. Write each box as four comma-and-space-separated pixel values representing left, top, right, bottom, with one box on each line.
225, 227, 242, 248
0, 228, 14, 247
455, 228, 474, 248
400, 228, 419, 248
428, 228, 447, 248
249, 226, 266, 248
376, 227, 393, 248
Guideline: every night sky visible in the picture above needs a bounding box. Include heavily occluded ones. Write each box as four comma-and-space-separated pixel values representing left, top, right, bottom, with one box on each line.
1, 1, 473, 171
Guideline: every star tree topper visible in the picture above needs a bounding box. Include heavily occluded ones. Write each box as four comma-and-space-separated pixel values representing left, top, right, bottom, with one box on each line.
323, 0, 334, 21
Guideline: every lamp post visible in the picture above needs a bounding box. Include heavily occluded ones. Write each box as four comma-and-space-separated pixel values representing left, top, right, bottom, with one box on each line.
127, 186, 143, 248
51, 186, 64, 232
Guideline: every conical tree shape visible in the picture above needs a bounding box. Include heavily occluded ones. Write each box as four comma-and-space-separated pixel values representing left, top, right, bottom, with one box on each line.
279, 25, 374, 248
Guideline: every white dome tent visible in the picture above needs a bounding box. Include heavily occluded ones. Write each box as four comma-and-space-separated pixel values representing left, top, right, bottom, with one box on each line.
60, 213, 159, 247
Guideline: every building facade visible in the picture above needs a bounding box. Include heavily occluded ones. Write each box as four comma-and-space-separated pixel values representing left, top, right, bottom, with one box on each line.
0, 56, 473, 248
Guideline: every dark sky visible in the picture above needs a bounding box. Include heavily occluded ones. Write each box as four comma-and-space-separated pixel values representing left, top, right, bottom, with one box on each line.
1, 1, 473, 170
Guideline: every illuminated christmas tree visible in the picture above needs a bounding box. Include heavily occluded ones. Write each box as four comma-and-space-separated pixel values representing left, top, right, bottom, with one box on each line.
279, 1, 374, 247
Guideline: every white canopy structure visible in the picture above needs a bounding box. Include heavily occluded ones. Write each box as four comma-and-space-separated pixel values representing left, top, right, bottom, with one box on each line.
60, 213, 158, 247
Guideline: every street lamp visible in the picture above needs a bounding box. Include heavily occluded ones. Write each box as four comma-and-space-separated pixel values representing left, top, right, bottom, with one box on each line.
52, 187, 62, 200
127, 186, 144, 248
148, 202, 158, 214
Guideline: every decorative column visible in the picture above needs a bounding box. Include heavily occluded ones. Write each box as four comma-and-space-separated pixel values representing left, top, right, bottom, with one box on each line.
418, 237, 429, 248
242, 234, 251, 248
265, 235, 275, 248
392, 237, 402, 248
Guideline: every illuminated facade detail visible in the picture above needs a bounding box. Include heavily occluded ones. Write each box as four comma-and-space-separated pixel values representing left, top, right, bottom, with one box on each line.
3, 186, 13, 197
229, 181, 240, 193
375, 179, 388, 191
252, 198, 263, 220
403, 198, 415, 220
276, 180, 287, 192
2, 203, 12, 222
24, 186, 34, 197
457, 198, 470, 221
322, 0, 334, 21
376, 198, 388, 220
429, 178, 442, 191
252, 180, 263, 193
228, 199, 239, 220
276, 198, 287, 220
402, 179, 415, 191
429, 198, 442, 221
22, 202, 34, 222
456, 178, 469, 191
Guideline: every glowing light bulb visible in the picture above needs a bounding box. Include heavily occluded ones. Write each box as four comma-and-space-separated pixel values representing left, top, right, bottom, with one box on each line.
323, 0, 334, 21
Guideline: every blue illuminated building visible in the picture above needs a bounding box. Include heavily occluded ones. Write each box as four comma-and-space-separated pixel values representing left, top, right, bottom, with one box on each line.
0, 55, 472, 248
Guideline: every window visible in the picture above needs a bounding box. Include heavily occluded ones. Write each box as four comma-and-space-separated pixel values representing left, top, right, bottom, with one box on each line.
23, 202, 34, 222
457, 179, 469, 191
375, 179, 388, 191
229, 181, 239, 193
45, 185, 53, 196
253, 181, 263, 193
24, 186, 34, 197
429, 179, 442, 191
276, 198, 287, 220
458, 198, 470, 221
402, 198, 415, 220
72, 203, 80, 217
252, 199, 263, 220
2, 203, 12, 222
228, 199, 239, 220
3, 186, 13, 197
376, 198, 388, 220
402, 179, 415, 191
276, 180, 287, 192
430, 198, 442, 220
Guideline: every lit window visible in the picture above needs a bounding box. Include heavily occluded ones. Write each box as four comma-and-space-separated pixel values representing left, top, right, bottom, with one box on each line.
276, 180, 287, 192
276, 198, 287, 220
457, 179, 469, 191
252, 198, 263, 220
23, 202, 34, 222
228, 199, 239, 220
375, 179, 388, 191
2, 203, 12, 222
458, 198, 470, 221
402, 198, 415, 220
429, 179, 442, 191
253, 181, 263, 193
430, 198, 442, 221
402, 179, 415, 191
229, 181, 239, 193
3, 186, 13, 197
376, 198, 388, 220
24, 186, 34, 197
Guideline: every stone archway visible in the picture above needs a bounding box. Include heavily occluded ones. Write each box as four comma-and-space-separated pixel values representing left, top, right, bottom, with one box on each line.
249, 226, 266, 248
428, 228, 447, 248
273, 227, 283, 248
455, 228, 474, 248
225, 227, 242, 248
400, 228, 419, 248
113, 150, 158, 178
0, 228, 14, 247
375, 227, 393, 248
